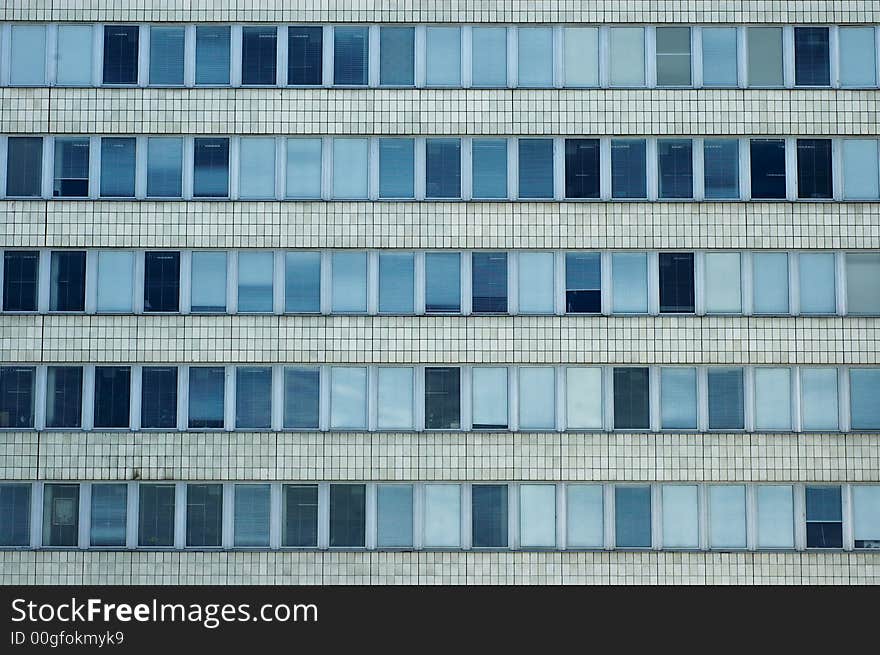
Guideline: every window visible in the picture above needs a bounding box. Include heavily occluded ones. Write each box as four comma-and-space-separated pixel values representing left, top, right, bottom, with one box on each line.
379, 252, 414, 314
42, 484, 79, 547
851, 369, 880, 430
10, 25, 46, 84
235, 366, 272, 429
754, 368, 791, 431
658, 139, 693, 199
566, 485, 603, 548
853, 487, 880, 549
520, 484, 556, 548
613, 368, 649, 430
193, 138, 229, 198
424, 367, 460, 430
472, 27, 507, 87
425, 252, 460, 313
285, 252, 320, 313
472, 485, 508, 548
237, 251, 273, 313
0, 484, 30, 546
794, 27, 830, 87
798, 252, 836, 314
565, 252, 602, 314
707, 368, 744, 430
426, 27, 460, 86
90, 484, 127, 547
425, 138, 461, 198
518, 27, 553, 87
703, 139, 739, 199
424, 484, 461, 547
842, 140, 879, 200
288, 26, 323, 85
752, 252, 789, 314
839, 27, 876, 87
611, 139, 647, 199
747, 27, 783, 87
662, 485, 698, 549
750, 139, 787, 199
0, 367, 35, 428
846, 253, 880, 315
708, 485, 746, 548
334, 27, 368, 85
656, 27, 691, 86
241, 26, 277, 85
612, 252, 648, 313
103, 25, 139, 85
615, 486, 651, 548
609, 27, 645, 86
519, 368, 556, 430
146, 137, 183, 198
53, 137, 90, 197
283, 367, 319, 429
138, 484, 175, 547
195, 26, 230, 85
186, 484, 222, 547
472, 252, 507, 313
96, 251, 133, 312
702, 27, 737, 87
380, 27, 414, 86
797, 139, 832, 199
46, 366, 82, 429
331, 251, 367, 313
661, 367, 697, 430
471, 139, 508, 199
659, 252, 695, 313
565, 139, 600, 199
800, 368, 839, 431
239, 138, 276, 199
50, 251, 86, 312
472, 368, 508, 430
188, 367, 225, 429
191, 251, 227, 313
330, 484, 365, 547
704, 252, 742, 313
563, 27, 598, 87
518, 139, 554, 199
805, 486, 842, 548
377, 367, 414, 430
565, 367, 602, 430
286, 138, 322, 199
756, 485, 794, 548
379, 138, 415, 199
144, 251, 180, 312
330, 367, 367, 429
94, 366, 130, 429
141, 366, 177, 429
57, 24, 93, 86
332, 138, 369, 199
518, 252, 554, 314
234, 484, 270, 547
149, 26, 185, 85
100, 137, 136, 198
283, 484, 318, 547
3, 251, 39, 311
6, 137, 43, 197
377, 485, 413, 548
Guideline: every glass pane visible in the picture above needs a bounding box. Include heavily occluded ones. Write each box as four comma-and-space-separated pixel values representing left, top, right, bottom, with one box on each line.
100, 137, 136, 197
424, 367, 460, 430
563, 27, 598, 87
103, 25, 139, 84
379, 138, 415, 198
50, 251, 86, 312
3, 252, 38, 312
334, 26, 368, 85
6, 137, 43, 197
709, 485, 746, 548
518, 139, 554, 199
283, 368, 319, 429
609, 27, 645, 86
330, 367, 367, 429
704, 252, 742, 313
331, 251, 367, 312
377, 367, 414, 430
425, 252, 461, 313
659, 252, 695, 313
799, 252, 836, 314
90, 484, 127, 547
46, 366, 83, 428
377, 485, 413, 547
53, 137, 90, 197
93, 366, 130, 429
611, 139, 646, 198
143, 251, 180, 313
839, 27, 876, 87
565, 367, 602, 430
235, 366, 272, 429
140, 366, 177, 429
612, 252, 648, 313
288, 26, 323, 85
426, 27, 460, 86
424, 484, 461, 547
380, 27, 414, 86
425, 138, 461, 198
149, 26, 185, 85
757, 485, 794, 548
237, 251, 273, 313
842, 139, 880, 200
193, 138, 229, 198
748, 27, 783, 86
146, 137, 183, 197
566, 485, 603, 547
519, 252, 554, 314
805, 486, 842, 548
518, 27, 553, 87
754, 368, 792, 431
42, 484, 79, 547
10, 25, 46, 85
0, 484, 31, 547
472, 252, 507, 313
195, 26, 230, 85
332, 138, 368, 199
330, 484, 365, 547
188, 367, 225, 429
285, 251, 320, 313
657, 139, 693, 199
283, 484, 318, 547
613, 368, 649, 430
851, 369, 880, 430
847, 253, 880, 314
239, 138, 276, 199
379, 252, 414, 314
702, 27, 737, 86
57, 25, 93, 86
794, 27, 830, 86
661, 367, 697, 429
800, 368, 839, 431
138, 484, 175, 547
853, 486, 880, 549
472, 367, 508, 430
656, 27, 691, 86
241, 26, 277, 85
565, 252, 600, 314
752, 252, 789, 314
662, 485, 698, 548
191, 251, 227, 313
565, 138, 600, 199
0, 367, 35, 429
615, 486, 651, 548
707, 368, 744, 430
520, 484, 556, 548
472, 139, 508, 199
797, 139, 833, 199
472, 27, 507, 87
703, 139, 739, 199
96, 251, 133, 312
186, 484, 222, 547
472, 485, 508, 548
286, 138, 322, 198
234, 484, 270, 547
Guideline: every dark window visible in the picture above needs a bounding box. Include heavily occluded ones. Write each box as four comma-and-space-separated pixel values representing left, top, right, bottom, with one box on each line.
50, 251, 86, 312
141, 366, 178, 429
615, 486, 652, 548
472, 485, 508, 548
93, 366, 130, 429
472, 252, 507, 313
235, 366, 272, 429
288, 26, 322, 85
380, 26, 415, 86
6, 137, 42, 197
0, 367, 35, 429
565, 252, 601, 313
707, 368, 744, 430
424, 367, 460, 430
565, 138, 600, 199
3, 251, 39, 311
611, 139, 647, 198
334, 27, 368, 85
283, 368, 319, 429
283, 484, 318, 547
425, 252, 461, 313
99, 137, 136, 197
138, 484, 175, 547
102, 25, 139, 84
46, 366, 83, 428
143, 251, 180, 312
195, 26, 230, 85
188, 367, 225, 429
806, 486, 843, 548
518, 139, 554, 199
42, 484, 79, 547
330, 484, 365, 547
186, 483, 223, 547
425, 138, 461, 198
797, 138, 833, 199
613, 367, 650, 430
658, 139, 693, 199
659, 252, 695, 313
750, 139, 786, 199
53, 137, 90, 197
794, 27, 830, 86
0, 484, 31, 546
241, 26, 277, 85
193, 138, 229, 198
90, 484, 127, 547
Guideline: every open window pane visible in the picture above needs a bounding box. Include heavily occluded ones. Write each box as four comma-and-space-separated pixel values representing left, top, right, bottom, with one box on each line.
798, 252, 836, 314
661, 367, 697, 430
53, 138, 90, 197
237, 251, 273, 313
380, 27, 414, 86
193, 138, 229, 198
288, 26, 322, 85
57, 25, 93, 86
46, 366, 82, 428
330, 367, 367, 429
6, 137, 43, 197
565, 139, 600, 199
234, 484, 270, 547
283, 368, 319, 429
709, 485, 746, 548
797, 139, 832, 199
0, 367, 35, 428
800, 368, 839, 431
425, 138, 461, 198
143, 251, 180, 312
191, 251, 227, 313
752, 252, 789, 314
149, 26, 185, 85
839, 27, 876, 87
50, 251, 86, 312
842, 139, 880, 200
659, 252, 695, 313
662, 485, 698, 548
702, 27, 737, 86
90, 484, 127, 547
188, 367, 225, 429
334, 27, 368, 85
379, 252, 414, 314
520, 484, 556, 548
472, 27, 507, 87
563, 27, 598, 87
472, 252, 507, 313
851, 369, 880, 430
472, 367, 508, 430
805, 486, 842, 548
96, 251, 133, 312
751, 138, 786, 199
331, 251, 367, 313
565, 252, 600, 313
330, 484, 365, 547
141, 366, 177, 429
146, 137, 183, 198
794, 27, 830, 87
518, 139, 554, 199
748, 27, 783, 86
609, 27, 645, 86
0, 484, 31, 546
235, 366, 272, 429
705, 252, 742, 314
613, 368, 649, 430
853, 486, 880, 549
756, 485, 794, 548
425, 252, 460, 313
424, 485, 461, 547
566, 485, 603, 547
195, 26, 230, 85
3, 251, 38, 312
612, 252, 648, 313
283, 484, 318, 547
472, 139, 508, 199
285, 252, 320, 313
518, 27, 553, 87
615, 486, 651, 548
846, 253, 880, 315
239, 138, 276, 199
377, 485, 413, 548
100, 137, 136, 197
377, 367, 414, 430
42, 484, 79, 547
754, 368, 792, 431
138, 484, 175, 547
703, 139, 739, 199
93, 366, 130, 429
611, 139, 647, 198
103, 25, 139, 85
707, 368, 744, 430
241, 26, 276, 85
656, 27, 691, 86
379, 138, 415, 199
565, 367, 602, 430
286, 138, 322, 198
332, 138, 369, 199
424, 367, 460, 430
426, 27, 460, 86
519, 252, 554, 314
472, 485, 508, 548
658, 139, 693, 198
186, 484, 222, 547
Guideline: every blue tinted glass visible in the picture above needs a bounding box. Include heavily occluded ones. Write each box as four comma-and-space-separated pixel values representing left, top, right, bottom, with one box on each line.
147, 138, 183, 198
149, 26, 185, 85
472, 27, 507, 86
285, 252, 320, 313
615, 486, 651, 548
704, 140, 739, 199
472, 252, 507, 313
379, 138, 415, 198
241, 26, 277, 85
611, 139, 646, 198
193, 138, 229, 197
795, 27, 830, 86
334, 27, 368, 85
380, 27, 414, 86
518, 139, 554, 198
188, 367, 225, 429
425, 139, 461, 198
100, 138, 136, 197
658, 139, 693, 199
472, 485, 508, 548
103, 25, 138, 84
750, 139, 786, 199
196, 26, 230, 85
425, 253, 460, 313
379, 252, 414, 314
472, 139, 508, 198
708, 368, 744, 430
288, 26, 322, 85
283, 368, 320, 429
702, 27, 737, 86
